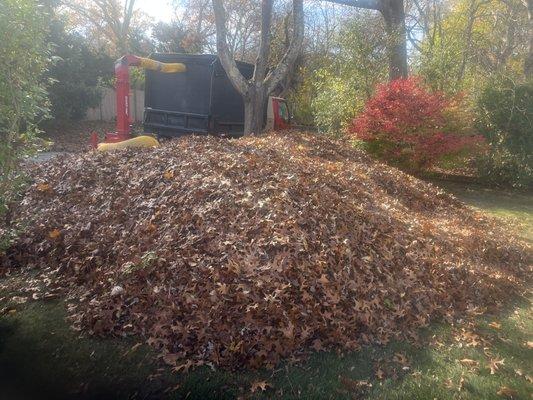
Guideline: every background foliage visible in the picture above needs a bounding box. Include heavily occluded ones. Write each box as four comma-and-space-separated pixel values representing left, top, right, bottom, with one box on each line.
476, 79, 533, 188
47, 13, 114, 120
349, 77, 484, 172
0, 0, 530, 188
0, 0, 50, 212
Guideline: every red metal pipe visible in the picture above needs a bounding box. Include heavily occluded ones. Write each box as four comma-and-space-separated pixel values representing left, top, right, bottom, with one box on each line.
107, 55, 142, 142
98, 55, 184, 146
115, 58, 130, 140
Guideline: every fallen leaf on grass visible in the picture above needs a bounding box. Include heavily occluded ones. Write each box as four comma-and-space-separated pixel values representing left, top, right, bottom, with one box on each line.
496, 386, 518, 398
339, 376, 372, 392
12, 296, 27, 304
458, 375, 465, 391
122, 342, 143, 357
444, 375, 466, 392
393, 352, 409, 367
250, 380, 270, 393
526, 341, 533, 349
162, 353, 181, 366
459, 358, 479, 368
375, 367, 385, 380
488, 322, 501, 330
444, 379, 454, 389
488, 358, 504, 375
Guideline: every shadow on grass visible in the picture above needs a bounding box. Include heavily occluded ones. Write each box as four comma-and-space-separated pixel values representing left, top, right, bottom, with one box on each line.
427, 179, 533, 243
1, 294, 531, 400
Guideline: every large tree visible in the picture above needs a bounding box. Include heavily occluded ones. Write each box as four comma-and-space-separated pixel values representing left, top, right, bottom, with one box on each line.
179, 0, 262, 61
212, 0, 304, 135
63, 0, 142, 55
330, 0, 408, 79
526, 0, 533, 78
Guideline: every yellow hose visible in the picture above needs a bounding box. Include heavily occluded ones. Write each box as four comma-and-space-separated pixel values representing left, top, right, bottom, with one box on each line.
97, 135, 160, 152
138, 57, 187, 73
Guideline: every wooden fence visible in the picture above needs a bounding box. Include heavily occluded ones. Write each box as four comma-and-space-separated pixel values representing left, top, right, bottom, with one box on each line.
85, 88, 145, 122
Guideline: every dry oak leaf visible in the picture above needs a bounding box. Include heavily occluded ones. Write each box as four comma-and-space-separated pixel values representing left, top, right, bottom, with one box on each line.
163, 170, 174, 180
48, 229, 61, 239
496, 386, 518, 398
375, 367, 385, 380
458, 375, 466, 391
488, 322, 502, 330
36, 182, 52, 192
339, 376, 372, 393
459, 359, 479, 368
12, 296, 27, 304
488, 358, 505, 375
393, 352, 409, 367
250, 380, 270, 393
312, 339, 323, 352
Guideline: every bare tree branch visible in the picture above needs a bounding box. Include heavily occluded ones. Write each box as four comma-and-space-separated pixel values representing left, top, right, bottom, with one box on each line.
265, 0, 304, 94
254, 0, 274, 83
327, 0, 382, 12
212, 0, 250, 96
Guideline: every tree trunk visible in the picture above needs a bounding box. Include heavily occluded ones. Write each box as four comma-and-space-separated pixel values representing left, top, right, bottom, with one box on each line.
243, 86, 267, 135
213, 0, 304, 136
525, 0, 533, 79
382, 0, 408, 80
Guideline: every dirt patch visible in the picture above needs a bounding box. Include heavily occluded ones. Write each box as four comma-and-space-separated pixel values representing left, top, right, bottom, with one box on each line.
39, 120, 115, 153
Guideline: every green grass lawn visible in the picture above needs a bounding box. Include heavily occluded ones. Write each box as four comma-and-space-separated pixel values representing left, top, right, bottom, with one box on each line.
1, 182, 531, 400
429, 180, 533, 243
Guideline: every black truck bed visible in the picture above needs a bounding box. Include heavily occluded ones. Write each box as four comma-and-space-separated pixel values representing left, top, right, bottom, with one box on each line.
143, 53, 254, 137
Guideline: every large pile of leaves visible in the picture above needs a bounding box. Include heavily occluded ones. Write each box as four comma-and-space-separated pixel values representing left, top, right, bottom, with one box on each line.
3, 131, 530, 369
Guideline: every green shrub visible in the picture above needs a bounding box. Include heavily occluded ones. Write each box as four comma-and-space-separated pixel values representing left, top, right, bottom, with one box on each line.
349, 77, 485, 172
0, 0, 50, 211
47, 13, 114, 120
312, 69, 363, 135
310, 17, 388, 134
476, 79, 533, 188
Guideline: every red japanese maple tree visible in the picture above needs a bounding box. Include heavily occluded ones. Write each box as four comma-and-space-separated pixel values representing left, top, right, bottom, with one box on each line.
348, 77, 484, 171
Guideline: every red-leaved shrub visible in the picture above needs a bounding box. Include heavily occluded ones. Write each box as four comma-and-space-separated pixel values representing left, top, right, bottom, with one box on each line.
348, 77, 484, 171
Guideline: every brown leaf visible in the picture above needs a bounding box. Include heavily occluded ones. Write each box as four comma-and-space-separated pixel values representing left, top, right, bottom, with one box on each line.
163, 170, 174, 180
339, 376, 372, 392
459, 358, 479, 368
458, 375, 466, 391
496, 386, 518, 398
3, 131, 529, 372
162, 353, 180, 366
393, 352, 409, 367
488, 358, 504, 375
48, 229, 61, 239
488, 322, 501, 330
250, 380, 270, 393
12, 296, 27, 304
311, 339, 323, 352
36, 183, 52, 192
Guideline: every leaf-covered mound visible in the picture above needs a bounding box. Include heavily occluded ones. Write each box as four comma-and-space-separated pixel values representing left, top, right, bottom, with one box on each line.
4, 131, 530, 369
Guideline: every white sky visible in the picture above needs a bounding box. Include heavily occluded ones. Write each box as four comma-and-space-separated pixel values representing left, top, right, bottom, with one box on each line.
136, 0, 177, 23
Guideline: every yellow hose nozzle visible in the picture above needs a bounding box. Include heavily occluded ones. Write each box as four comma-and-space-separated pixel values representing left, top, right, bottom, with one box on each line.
97, 135, 160, 152
138, 57, 186, 73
